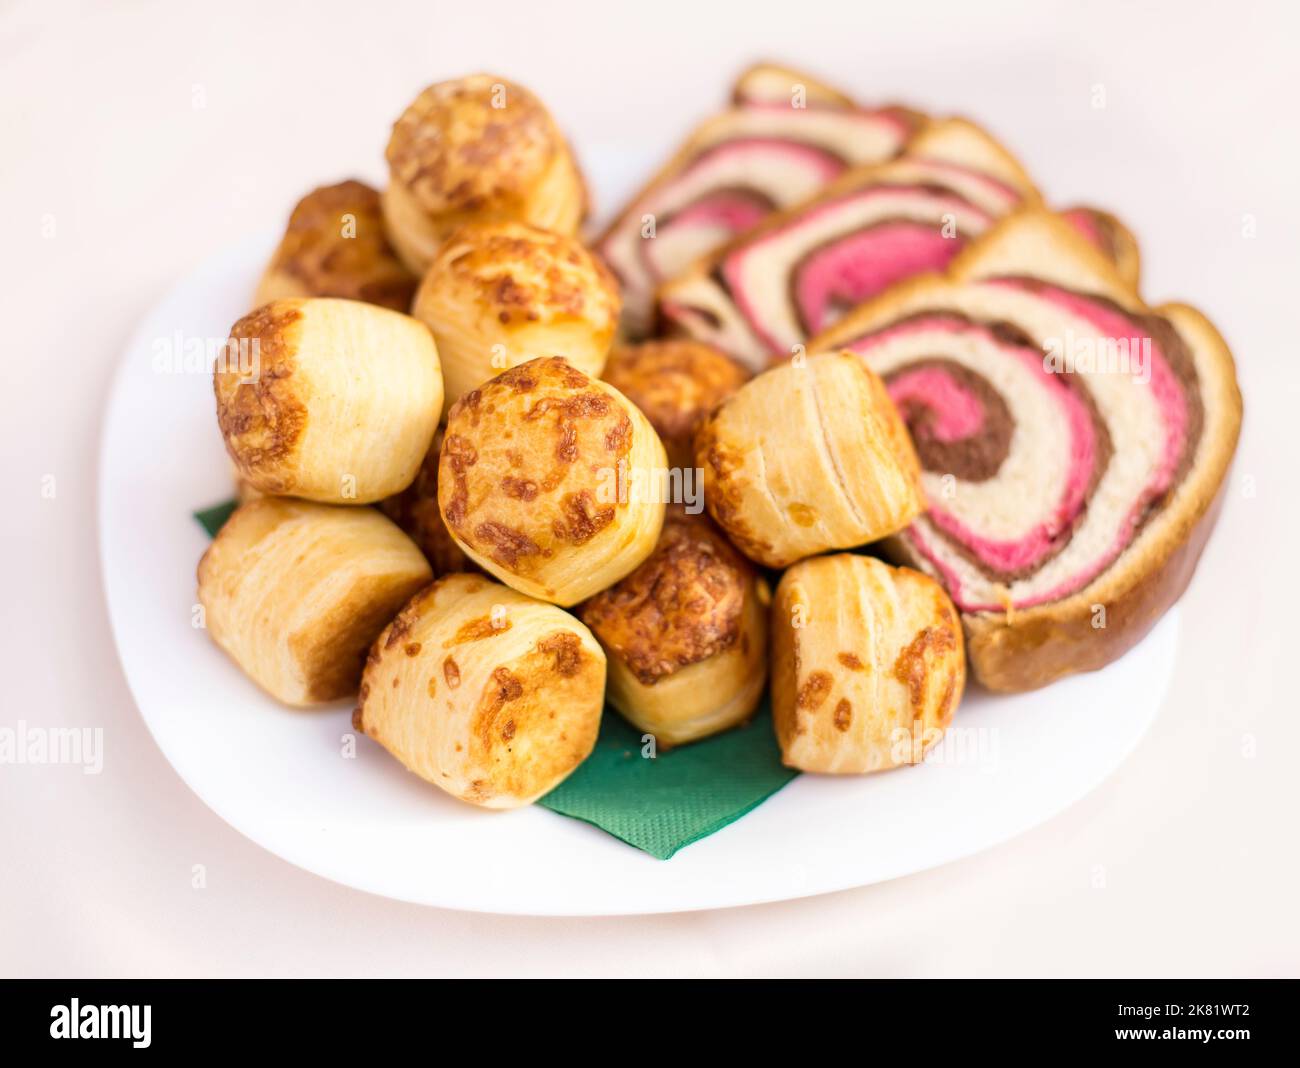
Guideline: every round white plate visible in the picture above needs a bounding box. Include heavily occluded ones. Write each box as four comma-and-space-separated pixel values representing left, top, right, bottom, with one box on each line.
98, 228, 1177, 916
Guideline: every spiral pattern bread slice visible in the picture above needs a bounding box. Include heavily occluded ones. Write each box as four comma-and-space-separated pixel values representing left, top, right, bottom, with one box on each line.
1061, 205, 1141, 289
596, 64, 918, 338
808, 209, 1242, 691
657, 118, 1039, 370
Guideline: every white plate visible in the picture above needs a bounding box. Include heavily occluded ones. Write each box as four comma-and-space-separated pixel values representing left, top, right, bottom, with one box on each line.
98, 228, 1177, 916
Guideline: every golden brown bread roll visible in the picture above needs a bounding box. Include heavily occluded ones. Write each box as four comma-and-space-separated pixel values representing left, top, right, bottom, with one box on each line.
253, 180, 417, 312
600, 340, 750, 470
411, 220, 619, 415
382, 74, 587, 274
696, 351, 924, 568
438, 357, 667, 606
215, 298, 442, 504
579, 510, 767, 747
197, 498, 432, 706
354, 573, 605, 809
378, 427, 473, 575
771, 554, 965, 773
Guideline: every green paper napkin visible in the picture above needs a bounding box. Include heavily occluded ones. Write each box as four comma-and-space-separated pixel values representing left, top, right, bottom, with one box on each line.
539, 701, 796, 859
193, 499, 798, 858
194, 499, 238, 537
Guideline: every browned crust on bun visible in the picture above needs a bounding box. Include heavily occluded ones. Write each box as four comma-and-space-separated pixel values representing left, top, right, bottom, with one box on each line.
437, 355, 666, 604
214, 303, 307, 494
771, 553, 965, 773
197, 498, 432, 707
426, 219, 619, 326
256, 180, 417, 311
354, 572, 605, 808
600, 340, 749, 469
386, 75, 559, 216
695, 352, 924, 569
378, 428, 474, 575
579, 511, 752, 684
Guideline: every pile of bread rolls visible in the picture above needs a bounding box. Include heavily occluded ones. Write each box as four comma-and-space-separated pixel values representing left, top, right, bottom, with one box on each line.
199, 72, 966, 811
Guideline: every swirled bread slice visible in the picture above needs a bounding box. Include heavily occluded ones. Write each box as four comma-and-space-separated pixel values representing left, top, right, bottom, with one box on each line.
595, 64, 920, 337
657, 120, 1141, 370
1061, 205, 1141, 289
807, 209, 1241, 691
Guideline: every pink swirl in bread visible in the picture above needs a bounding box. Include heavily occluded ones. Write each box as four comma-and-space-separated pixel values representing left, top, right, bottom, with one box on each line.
597, 65, 918, 337
658, 119, 1039, 370
808, 210, 1241, 692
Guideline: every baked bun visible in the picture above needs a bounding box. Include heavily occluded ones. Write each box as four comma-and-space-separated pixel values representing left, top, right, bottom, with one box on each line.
215, 298, 442, 504
378, 428, 473, 574
253, 180, 416, 312
597, 64, 917, 337
658, 118, 1040, 370
579, 510, 768, 747
600, 340, 750, 469
696, 351, 924, 568
809, 209, 1241, 691
438, 357, 667, 605
772, 554, 965, 773
354, 573, 605, 809
411, 220, 619, 415
197, 498, 432, 706
382, 74, 586, 274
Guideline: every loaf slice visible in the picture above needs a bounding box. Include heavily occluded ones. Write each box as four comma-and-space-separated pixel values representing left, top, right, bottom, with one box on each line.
656, 118, 1041, 370
807, 209, 1242, 691
1061, 205, 1141, 289
595, 64, 919, 337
